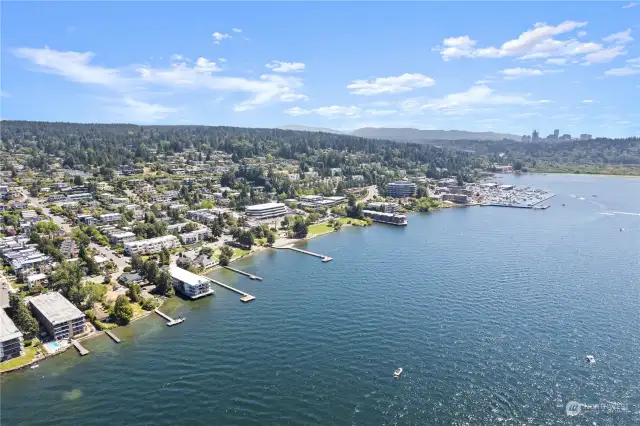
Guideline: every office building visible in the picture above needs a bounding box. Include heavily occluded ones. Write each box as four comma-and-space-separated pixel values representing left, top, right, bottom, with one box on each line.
169, 265, 214, 299
364, 202, 398, 214
29, 292, 86, 341
363, 210, 408, 226
386, 181, 417, 198
532, 130, 540, 142
580, 134, 593, 141
0, 308, 24, 361
124, 235, 180, 256
553, 129, 560, 140
245, 203, 286, 220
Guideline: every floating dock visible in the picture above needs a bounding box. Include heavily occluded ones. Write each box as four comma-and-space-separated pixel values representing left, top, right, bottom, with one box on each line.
223, 266, 263, 281
154, 309, 185, 326
205, 277, 255, 303
483, 193, 556, 209
72, 340, 89, 356
105, 330, 121, 343
286, 246, 333, 262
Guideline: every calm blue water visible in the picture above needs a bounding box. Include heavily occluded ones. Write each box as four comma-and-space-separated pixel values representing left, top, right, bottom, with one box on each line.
2, 174, 639, 425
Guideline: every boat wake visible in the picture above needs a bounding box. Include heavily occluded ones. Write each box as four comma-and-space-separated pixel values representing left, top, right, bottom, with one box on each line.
605, 211, 640, 217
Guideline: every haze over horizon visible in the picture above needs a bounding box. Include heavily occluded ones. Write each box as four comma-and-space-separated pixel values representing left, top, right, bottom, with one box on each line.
1, 2, 639, 137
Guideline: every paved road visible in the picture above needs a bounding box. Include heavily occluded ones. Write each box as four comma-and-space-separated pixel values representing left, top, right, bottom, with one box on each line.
22, 192, 72, 233
362, 185, 379, 202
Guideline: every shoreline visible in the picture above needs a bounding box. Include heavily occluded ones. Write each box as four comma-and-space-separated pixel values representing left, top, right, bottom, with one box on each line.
526, 171, 640, 179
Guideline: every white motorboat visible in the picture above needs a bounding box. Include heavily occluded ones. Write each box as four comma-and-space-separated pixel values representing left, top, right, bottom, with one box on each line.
30, 364, 39, 369
585, 355, 596, 364
393, 367, 403, 378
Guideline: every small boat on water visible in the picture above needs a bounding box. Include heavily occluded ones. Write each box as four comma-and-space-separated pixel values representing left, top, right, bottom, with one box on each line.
30, 364, 39, 369
393, 368, 403, 378
585, 355, 596, 364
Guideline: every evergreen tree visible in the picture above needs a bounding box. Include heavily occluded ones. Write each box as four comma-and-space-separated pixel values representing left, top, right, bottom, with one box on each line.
8, 293, 39, 337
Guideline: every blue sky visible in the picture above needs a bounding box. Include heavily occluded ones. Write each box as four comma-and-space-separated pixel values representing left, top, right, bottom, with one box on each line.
1, 2, 639, 137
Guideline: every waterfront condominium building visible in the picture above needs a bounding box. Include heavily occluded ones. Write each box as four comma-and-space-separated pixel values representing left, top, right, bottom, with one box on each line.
124, 235, 181, 256
0, 308, 24, 361
386, 181, 417, 198
169, 265, 214, 299
245, 202, 286, 220
29, 292, 86, 341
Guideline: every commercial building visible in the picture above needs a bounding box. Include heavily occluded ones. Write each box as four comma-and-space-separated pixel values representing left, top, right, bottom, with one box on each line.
169, 265, 214, 299
297, 195, 346, 209
245, 202, 286, 220
0, 308, 24, 361
386, 181, 417, 198
580, 134, 593, 141
363, 210, 408, 226
124, 235, 180, 256
29, 292, 86, 341
364, 202, 398, 214
442, 194, 469, 204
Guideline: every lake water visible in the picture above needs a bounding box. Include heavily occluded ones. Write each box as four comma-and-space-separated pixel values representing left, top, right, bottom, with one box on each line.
2, 174, 639, 425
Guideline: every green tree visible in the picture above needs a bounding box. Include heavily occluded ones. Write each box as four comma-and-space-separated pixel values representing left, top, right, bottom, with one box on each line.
292, 217, 309, 238
219, 245, 234, 266
8, 293, 39, 337
142, 260, 159, 283
127, 283, 141, 302
160, 248, 171, 265
113, 295, 133, 324
154, 270, 174, 296
130, 253, 143, 272
266, 232, 276, 245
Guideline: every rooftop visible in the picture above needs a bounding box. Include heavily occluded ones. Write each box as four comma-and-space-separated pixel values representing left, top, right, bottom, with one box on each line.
169, 265, 208, 287
29, 292, 85, 325
0, 307, 23, 342
245, 202, 285, 211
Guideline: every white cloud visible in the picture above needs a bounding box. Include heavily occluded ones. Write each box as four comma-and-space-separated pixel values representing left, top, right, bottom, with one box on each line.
13, 46, 123, 86
474, 79, 493, 84
14, 46, 307, 112
435, 21, 589, 61
265, 61, 305, 73
0, 91, 9, 98
347, 73, 435, 95
603, 56, 640, 76
102, 97, 178, 123
577, 31, 588, 37
365, 109, 397, 116
622, 2, 638, 8
285, 105, 361, 118
232, 28, 242, 33
603, 29, 633, 44
582, 45, 626, 65
546, 58, 568, 65
218, 58, 228, 63
500, 67, 544, 79
511, 112, 541, 118
66, 26, 76, 34
422, 85, 534, 113
212, 32, 232, 44
582, 99, 595, 104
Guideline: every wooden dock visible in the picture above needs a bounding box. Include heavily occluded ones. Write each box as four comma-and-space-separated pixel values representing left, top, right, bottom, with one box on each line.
105, 330, 121, 343
205, 277, 255, 303
223, 266, 263, 281
154, 308, 185, 326
72, 340, 89, 356
286, 246, 333, 262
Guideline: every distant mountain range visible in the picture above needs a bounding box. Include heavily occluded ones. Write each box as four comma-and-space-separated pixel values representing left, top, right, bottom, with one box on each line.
277, 125, 520, 142
351, 127, 521, 142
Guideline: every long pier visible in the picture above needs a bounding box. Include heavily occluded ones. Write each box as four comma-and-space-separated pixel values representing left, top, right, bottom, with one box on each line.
205, 277, 255, 303
72, 340, 89, 356
286, 246, 333, 262
154, 308, 185, 326
223, 266, 263, 281
105, 330, 121, 343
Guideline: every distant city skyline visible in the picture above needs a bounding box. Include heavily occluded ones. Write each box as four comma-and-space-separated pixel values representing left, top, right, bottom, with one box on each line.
1, 2, 639, 137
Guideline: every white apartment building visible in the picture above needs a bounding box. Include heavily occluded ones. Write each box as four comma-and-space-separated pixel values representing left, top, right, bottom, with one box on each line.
169, 265, 214, 299
245, 202, 286, 220
30, 292, 86, 341
110, 231, 137, 245
99, 213, 121, 223
124, 235, 180, 256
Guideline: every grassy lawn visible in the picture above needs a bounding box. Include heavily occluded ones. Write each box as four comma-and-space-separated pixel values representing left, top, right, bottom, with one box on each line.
232, 248, 250, 258
308, 222, 335, 235
131, 302, 146, 319
0, 346, 38, 373
338, 217, 368, 226
255, 237, 267, 246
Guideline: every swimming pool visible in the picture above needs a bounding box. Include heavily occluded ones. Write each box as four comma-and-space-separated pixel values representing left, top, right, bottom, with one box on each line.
44, 341, 62, 353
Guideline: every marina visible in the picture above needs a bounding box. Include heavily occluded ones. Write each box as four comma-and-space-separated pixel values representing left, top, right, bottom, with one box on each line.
283, 246, 333, 262
72, 340, 89, 356
154, 309, 185, 326
205, 277, 256, 303
105, 330, 121, 343
223, 266, 263, 281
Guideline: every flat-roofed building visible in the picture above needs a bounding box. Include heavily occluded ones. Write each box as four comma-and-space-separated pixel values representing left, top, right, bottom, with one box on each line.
0, 308, 24, 361
386, 181, 416, 198
124, 235, 180, 256
169, 265, 214, 299
66, 192, 93, 201
99, 213, 121, 223
364, 202, 398, 214
110, 231, 136, 245
245, 202, 286, 220
29, 292, 86, 341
